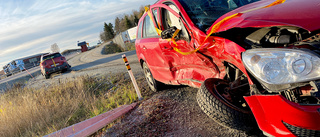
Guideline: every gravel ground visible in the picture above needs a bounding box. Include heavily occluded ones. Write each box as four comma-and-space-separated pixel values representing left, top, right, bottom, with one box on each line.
104, 82, 263, 137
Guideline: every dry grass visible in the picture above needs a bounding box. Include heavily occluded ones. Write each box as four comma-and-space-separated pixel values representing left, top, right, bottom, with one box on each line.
125, 43, 136, 51
102, 42, 136, 55
0, 73, 138, 137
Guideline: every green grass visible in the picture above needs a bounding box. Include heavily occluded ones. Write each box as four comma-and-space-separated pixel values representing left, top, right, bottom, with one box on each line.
103, 43, 124, 54
0, 73, 138, 137
125, 43, 136, 51
103, 42, 136, 55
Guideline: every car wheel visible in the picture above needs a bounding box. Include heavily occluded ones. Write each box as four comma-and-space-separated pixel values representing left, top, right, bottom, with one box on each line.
44, 74, 50, 79
197, 78, 256, 131
143, 62, 163, 92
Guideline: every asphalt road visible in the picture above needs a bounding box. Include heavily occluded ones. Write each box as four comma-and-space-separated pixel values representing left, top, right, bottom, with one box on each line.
0, 51, 83, 91
0, 67, 40, 85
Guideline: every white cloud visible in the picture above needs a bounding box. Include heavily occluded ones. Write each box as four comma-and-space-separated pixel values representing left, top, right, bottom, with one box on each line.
0, 31, 72, 57
0, 0, 157, 70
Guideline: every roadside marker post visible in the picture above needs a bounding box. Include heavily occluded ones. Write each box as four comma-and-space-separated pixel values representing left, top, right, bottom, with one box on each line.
122, 54, 143, 100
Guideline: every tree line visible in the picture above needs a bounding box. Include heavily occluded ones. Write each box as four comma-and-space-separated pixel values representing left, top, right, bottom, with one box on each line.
100, 6, 146, 42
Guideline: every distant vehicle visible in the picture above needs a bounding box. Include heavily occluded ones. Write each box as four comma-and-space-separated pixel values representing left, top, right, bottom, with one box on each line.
2, 53, 47, 77
40, 52, 71, 79
2, 61, 20, 77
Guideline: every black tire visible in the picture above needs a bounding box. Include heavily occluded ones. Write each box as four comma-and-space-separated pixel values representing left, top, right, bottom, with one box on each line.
44, 74, 50, 79
142, 62, 163, 92
197, 78, 256, 131
61, 69, 67, 73
62, 65, 71, 73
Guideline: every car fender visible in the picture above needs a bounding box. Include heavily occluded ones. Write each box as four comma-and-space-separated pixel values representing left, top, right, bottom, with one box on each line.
137, 53, 146, 67
244, 95, 320, 137
203, 36, 254, 85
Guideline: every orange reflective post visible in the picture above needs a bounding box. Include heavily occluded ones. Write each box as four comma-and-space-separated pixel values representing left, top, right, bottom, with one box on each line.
122, 54, 143, 100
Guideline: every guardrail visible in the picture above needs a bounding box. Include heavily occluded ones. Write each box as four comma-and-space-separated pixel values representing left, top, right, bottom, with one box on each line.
45, 103, 137, 137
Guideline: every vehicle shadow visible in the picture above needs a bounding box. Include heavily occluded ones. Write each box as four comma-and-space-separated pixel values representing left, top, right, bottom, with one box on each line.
48, 69, 72, 79
71, 50, 136, 71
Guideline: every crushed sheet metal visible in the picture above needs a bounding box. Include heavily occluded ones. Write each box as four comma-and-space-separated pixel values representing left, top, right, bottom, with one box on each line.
145, 0, 286, 56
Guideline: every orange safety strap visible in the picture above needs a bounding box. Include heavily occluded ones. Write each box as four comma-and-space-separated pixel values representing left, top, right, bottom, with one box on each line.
40, 58, 49, 64
145, 0, 286, 55
171, 13, 241, 55
171, 29, 201, 55
145, 7, 162, 36
264, 0, 286, 8
40, 57, 52, 64
204, 13, 242, 42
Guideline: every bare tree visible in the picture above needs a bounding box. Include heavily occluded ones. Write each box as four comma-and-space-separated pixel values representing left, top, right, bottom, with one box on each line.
51, 43, 60, 53
114, 17, 121, 34
100, 31, 107, 42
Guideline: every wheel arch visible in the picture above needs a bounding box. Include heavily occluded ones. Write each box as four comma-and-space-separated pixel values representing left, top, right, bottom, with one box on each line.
138, 53, 146, 68
139, 59, 144, 68
217, 37, 254, 85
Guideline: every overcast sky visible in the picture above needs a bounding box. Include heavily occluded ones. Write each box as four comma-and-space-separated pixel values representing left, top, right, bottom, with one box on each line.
0, 0, 157, 70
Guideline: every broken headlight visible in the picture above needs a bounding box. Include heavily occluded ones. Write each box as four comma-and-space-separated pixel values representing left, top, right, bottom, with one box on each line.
242, 48, 320, 85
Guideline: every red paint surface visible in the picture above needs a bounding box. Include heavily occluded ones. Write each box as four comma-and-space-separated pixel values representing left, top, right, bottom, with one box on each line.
207, 0, 320, 34
40, 53, 69, 74
245, 95, 320, 136
135, 0, 320, 87
135, 0, 320, 136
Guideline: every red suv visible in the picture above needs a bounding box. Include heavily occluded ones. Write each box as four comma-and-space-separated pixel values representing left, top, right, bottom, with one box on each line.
135, 0, 320, 136
40, 52, 71, 79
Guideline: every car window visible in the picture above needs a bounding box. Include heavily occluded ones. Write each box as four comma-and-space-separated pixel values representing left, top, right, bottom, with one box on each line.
162, 6, 190, 41
152, 8, 160, 28
178, 0, 260, 31
162, 6, 182, 30
143, 15, 159, 38
137, 17, 143, 39
43, 53, 61, 61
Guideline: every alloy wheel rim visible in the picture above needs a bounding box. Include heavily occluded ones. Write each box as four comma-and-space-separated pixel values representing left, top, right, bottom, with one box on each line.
144, 64, 154, 88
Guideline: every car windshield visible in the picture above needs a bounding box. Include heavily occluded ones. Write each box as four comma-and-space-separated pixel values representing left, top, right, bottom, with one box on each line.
179, 0, 260, 32
43, 53, 61, 61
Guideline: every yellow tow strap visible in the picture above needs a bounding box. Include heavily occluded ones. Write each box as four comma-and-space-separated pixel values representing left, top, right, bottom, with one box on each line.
264, 0, 286, 8
145, 0, 286, 55
145, 6, 162, 36
51, 58, 56, 67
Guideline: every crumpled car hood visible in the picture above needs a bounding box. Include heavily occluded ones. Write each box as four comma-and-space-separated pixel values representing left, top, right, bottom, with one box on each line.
207, 0, 320, 34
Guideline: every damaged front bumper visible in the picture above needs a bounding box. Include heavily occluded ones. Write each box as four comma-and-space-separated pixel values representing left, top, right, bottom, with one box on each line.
244, 95, 320, 137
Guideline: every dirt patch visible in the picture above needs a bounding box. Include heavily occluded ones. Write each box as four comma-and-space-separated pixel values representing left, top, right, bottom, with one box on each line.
105, 84, 261, 137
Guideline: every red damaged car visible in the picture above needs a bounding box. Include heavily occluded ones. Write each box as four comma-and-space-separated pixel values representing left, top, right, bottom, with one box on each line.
40, 52, 71, 79
135, 0, 320, 136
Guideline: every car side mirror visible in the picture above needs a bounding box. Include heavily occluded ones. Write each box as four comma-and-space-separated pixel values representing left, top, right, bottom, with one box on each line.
161, 26, 179, 39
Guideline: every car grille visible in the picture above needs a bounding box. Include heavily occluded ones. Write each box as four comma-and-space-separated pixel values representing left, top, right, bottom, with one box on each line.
283, 121, 320, 137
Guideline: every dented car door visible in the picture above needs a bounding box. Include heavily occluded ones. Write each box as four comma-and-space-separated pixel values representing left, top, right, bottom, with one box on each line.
157, 4, 219, 87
